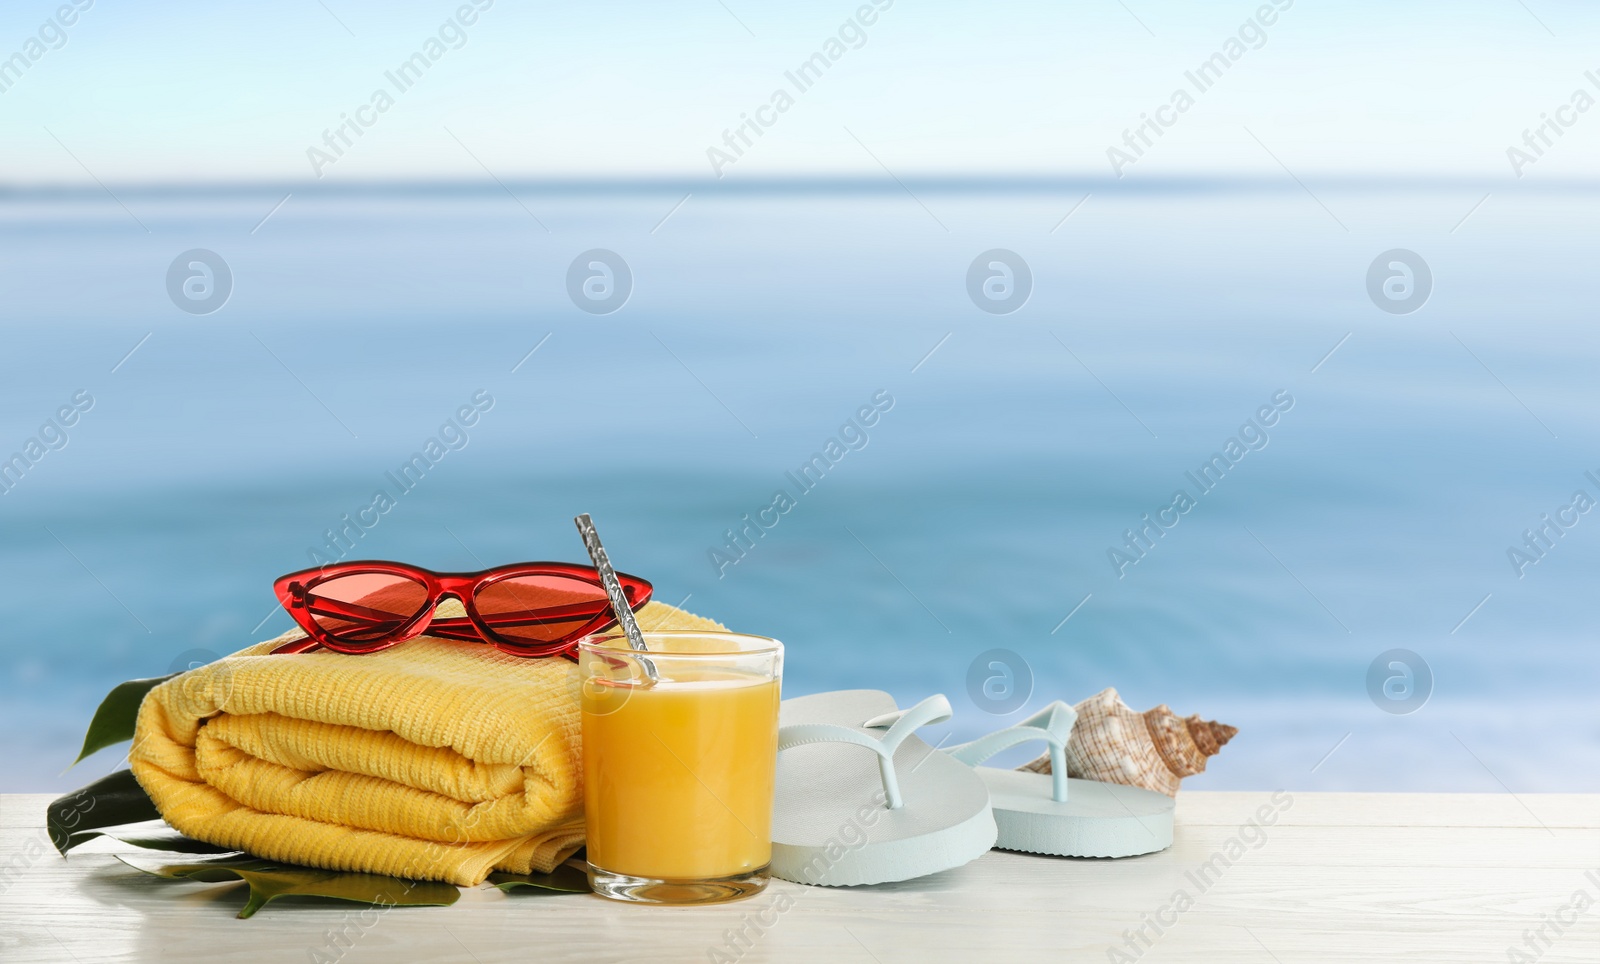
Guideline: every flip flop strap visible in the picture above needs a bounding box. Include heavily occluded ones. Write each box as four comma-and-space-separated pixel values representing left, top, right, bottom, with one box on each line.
777, 694, 953, 810
945, 701, 1076, 803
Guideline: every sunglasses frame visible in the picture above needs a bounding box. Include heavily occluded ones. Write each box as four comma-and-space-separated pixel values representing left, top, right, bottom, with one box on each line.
270, 560, 653, 659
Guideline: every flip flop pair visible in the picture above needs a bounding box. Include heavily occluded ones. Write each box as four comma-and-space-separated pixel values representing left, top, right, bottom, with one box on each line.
770, 690, 1174, 887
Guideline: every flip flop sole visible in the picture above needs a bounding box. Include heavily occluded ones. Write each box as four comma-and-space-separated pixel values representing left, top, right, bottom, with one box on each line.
770, 801, 997, 887
771, 690, 997, 886
977, 768, 1174, 858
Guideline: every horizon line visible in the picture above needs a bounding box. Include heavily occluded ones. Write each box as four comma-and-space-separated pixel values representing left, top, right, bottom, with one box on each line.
0, 173, 1588, 199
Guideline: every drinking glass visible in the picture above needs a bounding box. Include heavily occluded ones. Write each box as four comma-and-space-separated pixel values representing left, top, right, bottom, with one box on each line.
579, 631, 783, 904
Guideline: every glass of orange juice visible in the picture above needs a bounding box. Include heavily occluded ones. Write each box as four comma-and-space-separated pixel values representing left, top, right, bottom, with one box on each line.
579, 631, 782, 904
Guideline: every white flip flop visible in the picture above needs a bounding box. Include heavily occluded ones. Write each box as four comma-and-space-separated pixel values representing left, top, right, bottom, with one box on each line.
945, 701, 1175, 858
770, 690, 997, 886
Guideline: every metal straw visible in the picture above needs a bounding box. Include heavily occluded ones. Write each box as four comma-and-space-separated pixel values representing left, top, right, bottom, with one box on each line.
573, 513, 656, 680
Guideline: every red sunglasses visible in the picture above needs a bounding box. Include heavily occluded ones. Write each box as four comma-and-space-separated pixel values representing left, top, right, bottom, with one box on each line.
269, 561, 653, 659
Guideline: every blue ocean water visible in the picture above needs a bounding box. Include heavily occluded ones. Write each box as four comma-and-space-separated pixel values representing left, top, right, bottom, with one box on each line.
3, 181, 1597, 794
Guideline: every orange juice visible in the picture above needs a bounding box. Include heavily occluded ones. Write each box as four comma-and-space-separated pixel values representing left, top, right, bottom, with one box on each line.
583, 669, 780, 879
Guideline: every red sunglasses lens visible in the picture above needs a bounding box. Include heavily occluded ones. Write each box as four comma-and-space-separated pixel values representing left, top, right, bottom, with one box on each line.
303, 573, 430, 645
474, 573, 621, 646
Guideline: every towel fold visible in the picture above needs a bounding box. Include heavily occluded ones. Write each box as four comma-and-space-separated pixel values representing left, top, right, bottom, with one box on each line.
128, 599, 726, 886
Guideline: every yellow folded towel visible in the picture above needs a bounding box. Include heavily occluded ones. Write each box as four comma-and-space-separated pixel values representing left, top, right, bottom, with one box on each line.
128, 599, 726, 886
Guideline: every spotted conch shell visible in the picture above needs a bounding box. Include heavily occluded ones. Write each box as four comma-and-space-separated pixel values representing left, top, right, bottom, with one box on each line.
1019, 687, 1236, 797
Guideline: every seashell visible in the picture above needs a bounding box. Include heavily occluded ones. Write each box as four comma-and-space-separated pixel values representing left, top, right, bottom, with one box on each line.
1019, 687, 1236, 797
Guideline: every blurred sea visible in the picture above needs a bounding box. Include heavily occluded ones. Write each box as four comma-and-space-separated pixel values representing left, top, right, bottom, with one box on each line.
3, 179, 1597, 794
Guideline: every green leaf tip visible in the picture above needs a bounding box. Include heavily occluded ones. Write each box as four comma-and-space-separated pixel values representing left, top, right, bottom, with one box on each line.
48, 769, 161, 855
71, 674, 177, 767
65, 829, 240, 855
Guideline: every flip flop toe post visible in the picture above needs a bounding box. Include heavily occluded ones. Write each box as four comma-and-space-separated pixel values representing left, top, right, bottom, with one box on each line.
947, 701, 1175, 858
770, 690, 997, 887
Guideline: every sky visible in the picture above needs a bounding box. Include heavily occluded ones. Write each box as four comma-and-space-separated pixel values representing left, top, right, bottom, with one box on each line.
4, 2, 1600, 796
2, 0, 1599, 184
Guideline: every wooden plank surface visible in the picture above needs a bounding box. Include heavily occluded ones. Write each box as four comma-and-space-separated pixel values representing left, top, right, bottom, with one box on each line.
3, 792, 1597, 963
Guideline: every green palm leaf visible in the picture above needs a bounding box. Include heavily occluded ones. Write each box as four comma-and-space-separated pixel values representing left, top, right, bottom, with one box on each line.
119, 856, 461, 919
48, 769, 161, 854
487, 860, 591, 894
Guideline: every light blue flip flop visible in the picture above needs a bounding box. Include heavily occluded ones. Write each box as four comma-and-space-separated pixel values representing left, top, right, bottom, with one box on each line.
944, 701, 1174, 858
770, 690, 997, 886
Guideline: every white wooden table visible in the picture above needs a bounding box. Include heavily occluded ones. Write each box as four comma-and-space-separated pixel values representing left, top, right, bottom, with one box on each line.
3, 792, 1595, 962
